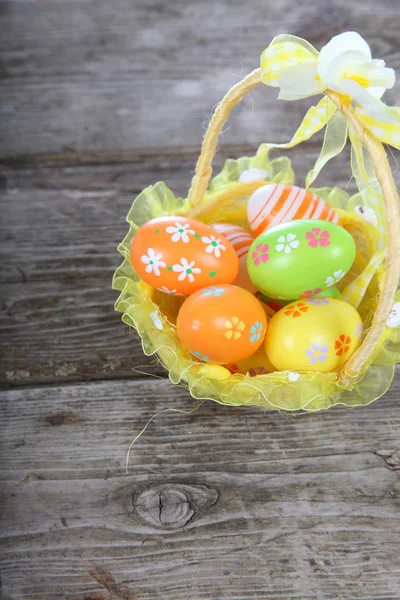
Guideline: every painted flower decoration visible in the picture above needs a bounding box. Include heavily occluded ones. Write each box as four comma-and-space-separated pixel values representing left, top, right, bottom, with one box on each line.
225, 316, 245, 340
158, 286, 180, 295
166, 221, 194, 243
284, 302, 308, 318
190, 351, 210, 362
141, 248, 166, 276
202, 286, 225, 297
276, 233, 299, 254
300, 288, 323, 299
202, 235, 226, 258
335, 334, 351, 356
262, 32, 395, 121
239, 168, 268, 184
172, 258, 201, 282
306, 228, 330, 248
249, 366, 268, 377
355, 205, 378, 228
306, 297, 330, 306
250, 321, 263, 343
325, 269, 346, 287
266, 298, 285, 312
306, 343, 328, 364
252, 243, 269, 266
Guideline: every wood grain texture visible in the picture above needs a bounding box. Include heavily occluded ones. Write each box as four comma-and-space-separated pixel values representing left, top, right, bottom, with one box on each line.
0, 379, 399, 599
2, 0, 400, 598
0, 178, 158, 385
1, 0, 400, 158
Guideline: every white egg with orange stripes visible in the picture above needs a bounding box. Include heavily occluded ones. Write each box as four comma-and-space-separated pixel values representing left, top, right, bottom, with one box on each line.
211, 223, 257, 293
247, 183, 340, 235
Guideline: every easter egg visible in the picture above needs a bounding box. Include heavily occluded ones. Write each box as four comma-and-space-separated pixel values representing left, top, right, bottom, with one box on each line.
227, 345, 276, 376
265, 298, 363, 373
211, 222, 257, 293
247, 183, 340, 235
130, 216, 239, 295
387, 302, 400, 328
355, 205, 378, 228
247, 219, 356, 299
176, 284, 267, 364
239, 168, 268, 184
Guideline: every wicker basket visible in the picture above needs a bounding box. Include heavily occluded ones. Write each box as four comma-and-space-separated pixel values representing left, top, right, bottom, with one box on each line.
113, 34, 400, 411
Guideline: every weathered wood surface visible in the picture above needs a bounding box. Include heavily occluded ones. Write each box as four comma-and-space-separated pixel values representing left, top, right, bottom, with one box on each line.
1, 0, 400, 598
1, 0, 400, 158
0, 379, 400, 600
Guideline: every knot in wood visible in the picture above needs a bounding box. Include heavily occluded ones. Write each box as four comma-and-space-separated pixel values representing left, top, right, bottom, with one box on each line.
44, 412, 79, 426
133, 483, 218, 530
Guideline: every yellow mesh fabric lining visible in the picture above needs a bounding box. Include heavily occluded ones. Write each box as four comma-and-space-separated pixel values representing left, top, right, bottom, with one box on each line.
112, 148, 399, 411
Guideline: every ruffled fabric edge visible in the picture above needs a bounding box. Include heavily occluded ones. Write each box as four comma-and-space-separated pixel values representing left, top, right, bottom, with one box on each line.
112, 148, 400, 411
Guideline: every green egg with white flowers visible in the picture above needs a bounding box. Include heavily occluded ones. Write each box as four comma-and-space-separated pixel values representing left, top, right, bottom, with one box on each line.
247, 219, 356, 299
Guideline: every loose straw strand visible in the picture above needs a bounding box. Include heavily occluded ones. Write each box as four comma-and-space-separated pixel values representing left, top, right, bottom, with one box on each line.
326, 91, 400, 380
125, 400, 207, 474
188, 68, 262, 207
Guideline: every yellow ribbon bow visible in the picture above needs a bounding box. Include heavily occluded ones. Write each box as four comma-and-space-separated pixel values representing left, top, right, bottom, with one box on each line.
258, 32, 400, 308
258, 31, 400, 217
260, 33, 400, 148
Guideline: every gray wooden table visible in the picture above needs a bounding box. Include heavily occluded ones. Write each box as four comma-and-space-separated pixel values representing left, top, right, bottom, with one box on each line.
1, 1, 400, 598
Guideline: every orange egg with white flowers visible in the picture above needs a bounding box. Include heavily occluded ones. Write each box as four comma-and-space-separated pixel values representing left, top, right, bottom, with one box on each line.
177, 284, 267, 364
130, 216, 239, 295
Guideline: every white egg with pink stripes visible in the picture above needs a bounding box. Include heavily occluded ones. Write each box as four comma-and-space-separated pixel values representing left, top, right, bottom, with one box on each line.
247, 183, 340, 236
212, 223, 257, 293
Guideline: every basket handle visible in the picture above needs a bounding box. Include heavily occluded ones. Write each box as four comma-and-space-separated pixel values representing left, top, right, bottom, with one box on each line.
187, 68, 262, 208
325, 91, 400, 380
187, 68, 400, 381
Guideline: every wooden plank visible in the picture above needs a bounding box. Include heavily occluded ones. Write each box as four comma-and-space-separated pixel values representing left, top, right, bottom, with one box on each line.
0, 278, 157, 385
1, 4, 400, 600
0, 146, 363, 387
0, 378, 399, 599
1, 0, 400, 157
0, 178, 162, 385
0, 151, 211, 386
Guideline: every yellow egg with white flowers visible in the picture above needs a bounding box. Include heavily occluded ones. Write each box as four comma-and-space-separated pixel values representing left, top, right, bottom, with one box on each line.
265, 298, 363, 373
